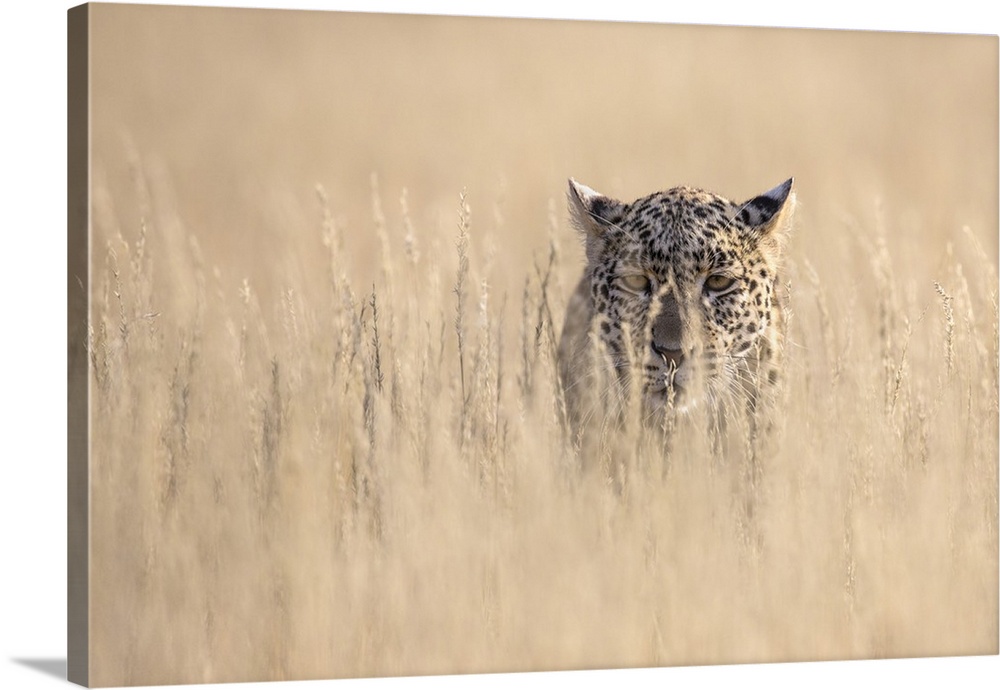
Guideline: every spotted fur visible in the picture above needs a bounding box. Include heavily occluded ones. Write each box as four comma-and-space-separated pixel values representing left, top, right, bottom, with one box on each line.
557, 177, 795, 435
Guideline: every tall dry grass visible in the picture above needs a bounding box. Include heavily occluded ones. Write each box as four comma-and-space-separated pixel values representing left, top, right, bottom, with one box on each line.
86, 154, 997, 686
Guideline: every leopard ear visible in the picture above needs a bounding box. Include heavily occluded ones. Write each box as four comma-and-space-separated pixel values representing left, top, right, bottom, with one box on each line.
740, 178, 795, 237
567, 178, 626, 240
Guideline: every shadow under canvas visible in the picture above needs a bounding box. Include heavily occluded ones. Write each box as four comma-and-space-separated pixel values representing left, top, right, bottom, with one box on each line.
12, 658, 69, 682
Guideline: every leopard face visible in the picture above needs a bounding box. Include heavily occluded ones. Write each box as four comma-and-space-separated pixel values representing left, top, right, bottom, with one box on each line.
558, 178, 795, 421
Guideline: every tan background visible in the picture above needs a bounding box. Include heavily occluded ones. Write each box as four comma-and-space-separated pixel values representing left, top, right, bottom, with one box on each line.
91, 5, 997, 295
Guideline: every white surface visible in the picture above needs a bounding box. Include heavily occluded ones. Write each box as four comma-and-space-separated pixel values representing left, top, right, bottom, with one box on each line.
1, 1, 997, 688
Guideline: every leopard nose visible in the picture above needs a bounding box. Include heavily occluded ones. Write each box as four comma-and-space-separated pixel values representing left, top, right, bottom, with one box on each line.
652, 343, 683, 370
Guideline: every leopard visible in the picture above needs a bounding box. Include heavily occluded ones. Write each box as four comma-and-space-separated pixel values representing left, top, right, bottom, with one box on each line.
557, 177, 796, 448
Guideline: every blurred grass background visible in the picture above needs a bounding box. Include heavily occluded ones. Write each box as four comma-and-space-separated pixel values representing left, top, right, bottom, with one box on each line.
91, 5, 997, 296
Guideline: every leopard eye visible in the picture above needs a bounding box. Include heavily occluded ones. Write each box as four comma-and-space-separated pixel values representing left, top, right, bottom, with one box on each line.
704, 274, 736, 293
619, 274, 651, 293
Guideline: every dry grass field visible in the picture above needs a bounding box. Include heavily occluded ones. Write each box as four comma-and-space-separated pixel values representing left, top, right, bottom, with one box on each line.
83, 5, 998, 686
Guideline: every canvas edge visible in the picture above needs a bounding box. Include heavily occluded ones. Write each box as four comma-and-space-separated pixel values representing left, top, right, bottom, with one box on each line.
68, 3, 90, 687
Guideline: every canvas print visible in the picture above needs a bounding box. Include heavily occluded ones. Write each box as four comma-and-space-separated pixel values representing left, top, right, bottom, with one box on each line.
67, 3, 999, 687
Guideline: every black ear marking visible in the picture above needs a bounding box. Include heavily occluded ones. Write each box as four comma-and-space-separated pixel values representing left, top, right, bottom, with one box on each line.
567, 178, 626, 231
749, 194, 781, 218
741, 178, 794, 228
589, 196, 611, 220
